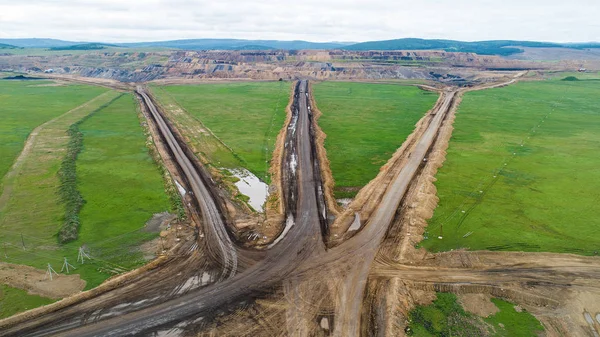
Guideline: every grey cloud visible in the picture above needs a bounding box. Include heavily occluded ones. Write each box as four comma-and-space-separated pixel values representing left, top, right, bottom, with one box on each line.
0, 0, 598, 42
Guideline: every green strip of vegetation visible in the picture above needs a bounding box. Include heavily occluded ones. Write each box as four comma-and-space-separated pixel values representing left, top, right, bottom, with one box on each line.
408, 293, 485, 336
485, 298, 544, 337
71, 93, 171, 287
0, 285, 54, 319
312, 82, 438, 199
0, 91, 122, 282
407, 293, 543, 336
151, 82, 288, 182
0, 90, 171, 298
422, 78, 600, 255
0, 80, 107, 182
57, 94, 124, 243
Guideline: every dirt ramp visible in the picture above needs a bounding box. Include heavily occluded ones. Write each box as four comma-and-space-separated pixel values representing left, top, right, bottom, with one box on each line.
458, 293, 499, 317
0, 263, 85, 300
328, 91, 445, 243
410, 282, 560, 308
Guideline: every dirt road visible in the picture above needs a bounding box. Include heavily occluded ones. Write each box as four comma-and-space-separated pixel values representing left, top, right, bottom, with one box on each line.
0, 80, 328, 336
327, 90, 457, 337
373, 252, 600, 288
137, 88, 238, 280
4, 77, 597, 336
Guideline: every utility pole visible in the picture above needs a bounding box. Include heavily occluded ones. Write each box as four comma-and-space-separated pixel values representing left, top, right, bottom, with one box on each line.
45, 263, 58, 281
77, 246, 91, 264
21, 234, 25, 250
2, 242, 7, 259
61, 257, 75, 274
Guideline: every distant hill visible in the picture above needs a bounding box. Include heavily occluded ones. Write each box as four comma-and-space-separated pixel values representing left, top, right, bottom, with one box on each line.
562, 42, 600, 49
118, 39, 350, 50
0, 43, 20, 49
49, 43, 118, 51
344, 39, 564, 56
0, 38, 349, 50
343, 38, 600, 56
235, 45, 276, 50
1, 37, 598, 56
0, 38, 79, 48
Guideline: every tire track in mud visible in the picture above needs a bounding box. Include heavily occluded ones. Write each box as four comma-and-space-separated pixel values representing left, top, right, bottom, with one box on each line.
137, 88, 239, 280
327, 90, 448, 243
10, 76, 584, 337
328, 91, 458, 337
6, 80, 329, 337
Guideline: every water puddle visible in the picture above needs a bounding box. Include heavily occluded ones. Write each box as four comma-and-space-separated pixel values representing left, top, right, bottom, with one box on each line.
175, 180, 186, 197
268, 215, 294, 248
154, 328, 183, 337
176, 272, 212, 295
226, 168, 269, 212
584, 311, 600, 337
348, 212, 362, 231
290, 153, 298, 176
337, 198, 352, 208
320, 317, 330, 330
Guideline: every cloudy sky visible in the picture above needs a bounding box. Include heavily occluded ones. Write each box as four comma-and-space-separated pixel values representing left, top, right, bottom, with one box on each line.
0, 0, 598, 43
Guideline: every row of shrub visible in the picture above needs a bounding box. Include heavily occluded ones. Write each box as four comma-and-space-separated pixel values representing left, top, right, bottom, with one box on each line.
57, 94, 124, 243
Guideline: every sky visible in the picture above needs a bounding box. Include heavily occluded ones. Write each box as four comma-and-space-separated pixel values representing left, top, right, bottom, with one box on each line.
0, 0, 599, 43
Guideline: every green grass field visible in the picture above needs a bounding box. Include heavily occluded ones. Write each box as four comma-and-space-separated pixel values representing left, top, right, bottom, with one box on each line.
151, 82, 288, 182
484, 298, 544, 337
71, 93, 171, 285
0, 89, 170, 298
0, 79, 107, 182
407, 293, 542, 336
422, 77, 600, 255
0, 285, 54, 319
312, 82, 438, 198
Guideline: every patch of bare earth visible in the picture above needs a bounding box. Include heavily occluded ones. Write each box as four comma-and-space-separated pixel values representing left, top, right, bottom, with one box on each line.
0, 263, 85, 299
458, 293, 499, 317
38, 74, 132, 91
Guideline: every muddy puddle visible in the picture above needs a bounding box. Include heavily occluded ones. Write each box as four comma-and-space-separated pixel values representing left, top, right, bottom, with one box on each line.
227, 168, 269, 212
337, 198, 352, 208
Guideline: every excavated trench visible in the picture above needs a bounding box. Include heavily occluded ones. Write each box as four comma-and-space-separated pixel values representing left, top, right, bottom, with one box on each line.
279, 80, 329, 244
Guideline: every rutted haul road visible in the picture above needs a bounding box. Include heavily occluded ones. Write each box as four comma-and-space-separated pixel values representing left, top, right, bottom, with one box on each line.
138, 88, 238, 281
7, 79, 587, 336
2, 80, 328, 336
1, 81, 460, 336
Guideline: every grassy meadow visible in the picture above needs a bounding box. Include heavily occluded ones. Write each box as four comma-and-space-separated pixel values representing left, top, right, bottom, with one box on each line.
150, 82, 289, 183
407, 293, 543, 336
312, 82, 438, 198
0, 86, 170, 297
0, 79, 107, 181
423, 77, 600, 255
72, 93, 171, 285
0, 285, 54, 319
